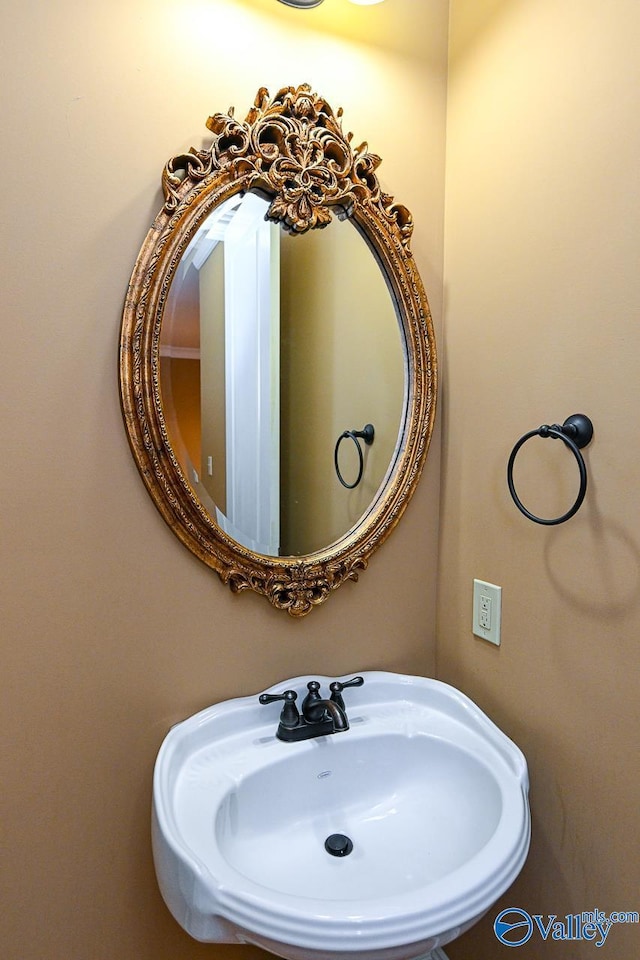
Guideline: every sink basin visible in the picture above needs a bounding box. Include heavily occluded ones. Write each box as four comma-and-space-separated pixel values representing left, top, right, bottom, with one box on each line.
152, 672, 530, 960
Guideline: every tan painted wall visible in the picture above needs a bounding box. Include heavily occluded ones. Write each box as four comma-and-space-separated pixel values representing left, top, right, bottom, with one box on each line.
0, 1, 446, 958
441, 1, 640, 956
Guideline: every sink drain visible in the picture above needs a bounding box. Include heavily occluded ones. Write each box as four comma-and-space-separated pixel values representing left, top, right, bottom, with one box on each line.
324, 833, 353, 857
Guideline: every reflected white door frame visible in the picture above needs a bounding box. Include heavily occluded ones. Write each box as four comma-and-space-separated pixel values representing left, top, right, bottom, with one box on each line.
223, 194, 280, 555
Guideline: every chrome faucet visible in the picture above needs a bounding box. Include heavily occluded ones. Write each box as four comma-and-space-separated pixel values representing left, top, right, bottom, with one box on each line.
259, 677, 364, 743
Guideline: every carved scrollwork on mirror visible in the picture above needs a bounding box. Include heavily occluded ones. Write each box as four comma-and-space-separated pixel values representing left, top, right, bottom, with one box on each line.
120, 84, 437, 617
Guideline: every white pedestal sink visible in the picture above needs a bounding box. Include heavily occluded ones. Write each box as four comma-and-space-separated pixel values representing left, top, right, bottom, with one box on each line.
152, 672, 530, 960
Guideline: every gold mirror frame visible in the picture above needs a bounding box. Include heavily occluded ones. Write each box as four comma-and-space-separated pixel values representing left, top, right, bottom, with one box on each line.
120, 85, 437, 617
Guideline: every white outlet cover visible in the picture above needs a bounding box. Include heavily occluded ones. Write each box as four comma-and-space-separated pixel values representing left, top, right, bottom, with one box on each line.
473, 579, 502, 645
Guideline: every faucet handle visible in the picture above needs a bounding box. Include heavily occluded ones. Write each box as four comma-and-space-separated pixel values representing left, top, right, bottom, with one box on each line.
258, 689, 300, 729
329, 676, 364, 710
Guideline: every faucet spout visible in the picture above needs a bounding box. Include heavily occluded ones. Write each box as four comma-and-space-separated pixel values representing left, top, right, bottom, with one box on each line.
316, 699, 349, 732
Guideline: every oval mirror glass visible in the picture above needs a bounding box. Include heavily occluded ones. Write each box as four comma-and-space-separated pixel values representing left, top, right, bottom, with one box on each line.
159, 191, 404, 558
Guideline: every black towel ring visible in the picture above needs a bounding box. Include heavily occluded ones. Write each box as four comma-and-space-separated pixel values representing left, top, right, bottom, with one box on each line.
334, 424, 375, 489
507, 414, 593, 525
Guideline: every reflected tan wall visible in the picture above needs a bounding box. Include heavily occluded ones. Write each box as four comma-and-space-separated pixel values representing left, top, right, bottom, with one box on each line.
162, 357, 202, 469
441, 1, 640, 956
0, 1, 446, 959
161, 265, 202, 470
280, 221, 404, 555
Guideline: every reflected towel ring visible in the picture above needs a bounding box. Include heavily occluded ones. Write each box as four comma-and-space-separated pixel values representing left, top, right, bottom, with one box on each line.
334, 424, 375, 489
507, 414, 593, 525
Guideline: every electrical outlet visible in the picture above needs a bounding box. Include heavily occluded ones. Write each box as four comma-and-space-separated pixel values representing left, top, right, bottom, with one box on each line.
473, 579, 502, 645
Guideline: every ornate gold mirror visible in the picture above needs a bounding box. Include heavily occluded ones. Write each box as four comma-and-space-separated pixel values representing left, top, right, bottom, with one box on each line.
120, 85, 436, 616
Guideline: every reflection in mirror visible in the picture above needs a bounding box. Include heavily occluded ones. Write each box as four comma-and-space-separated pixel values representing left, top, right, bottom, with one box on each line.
159, 191, 404, 557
